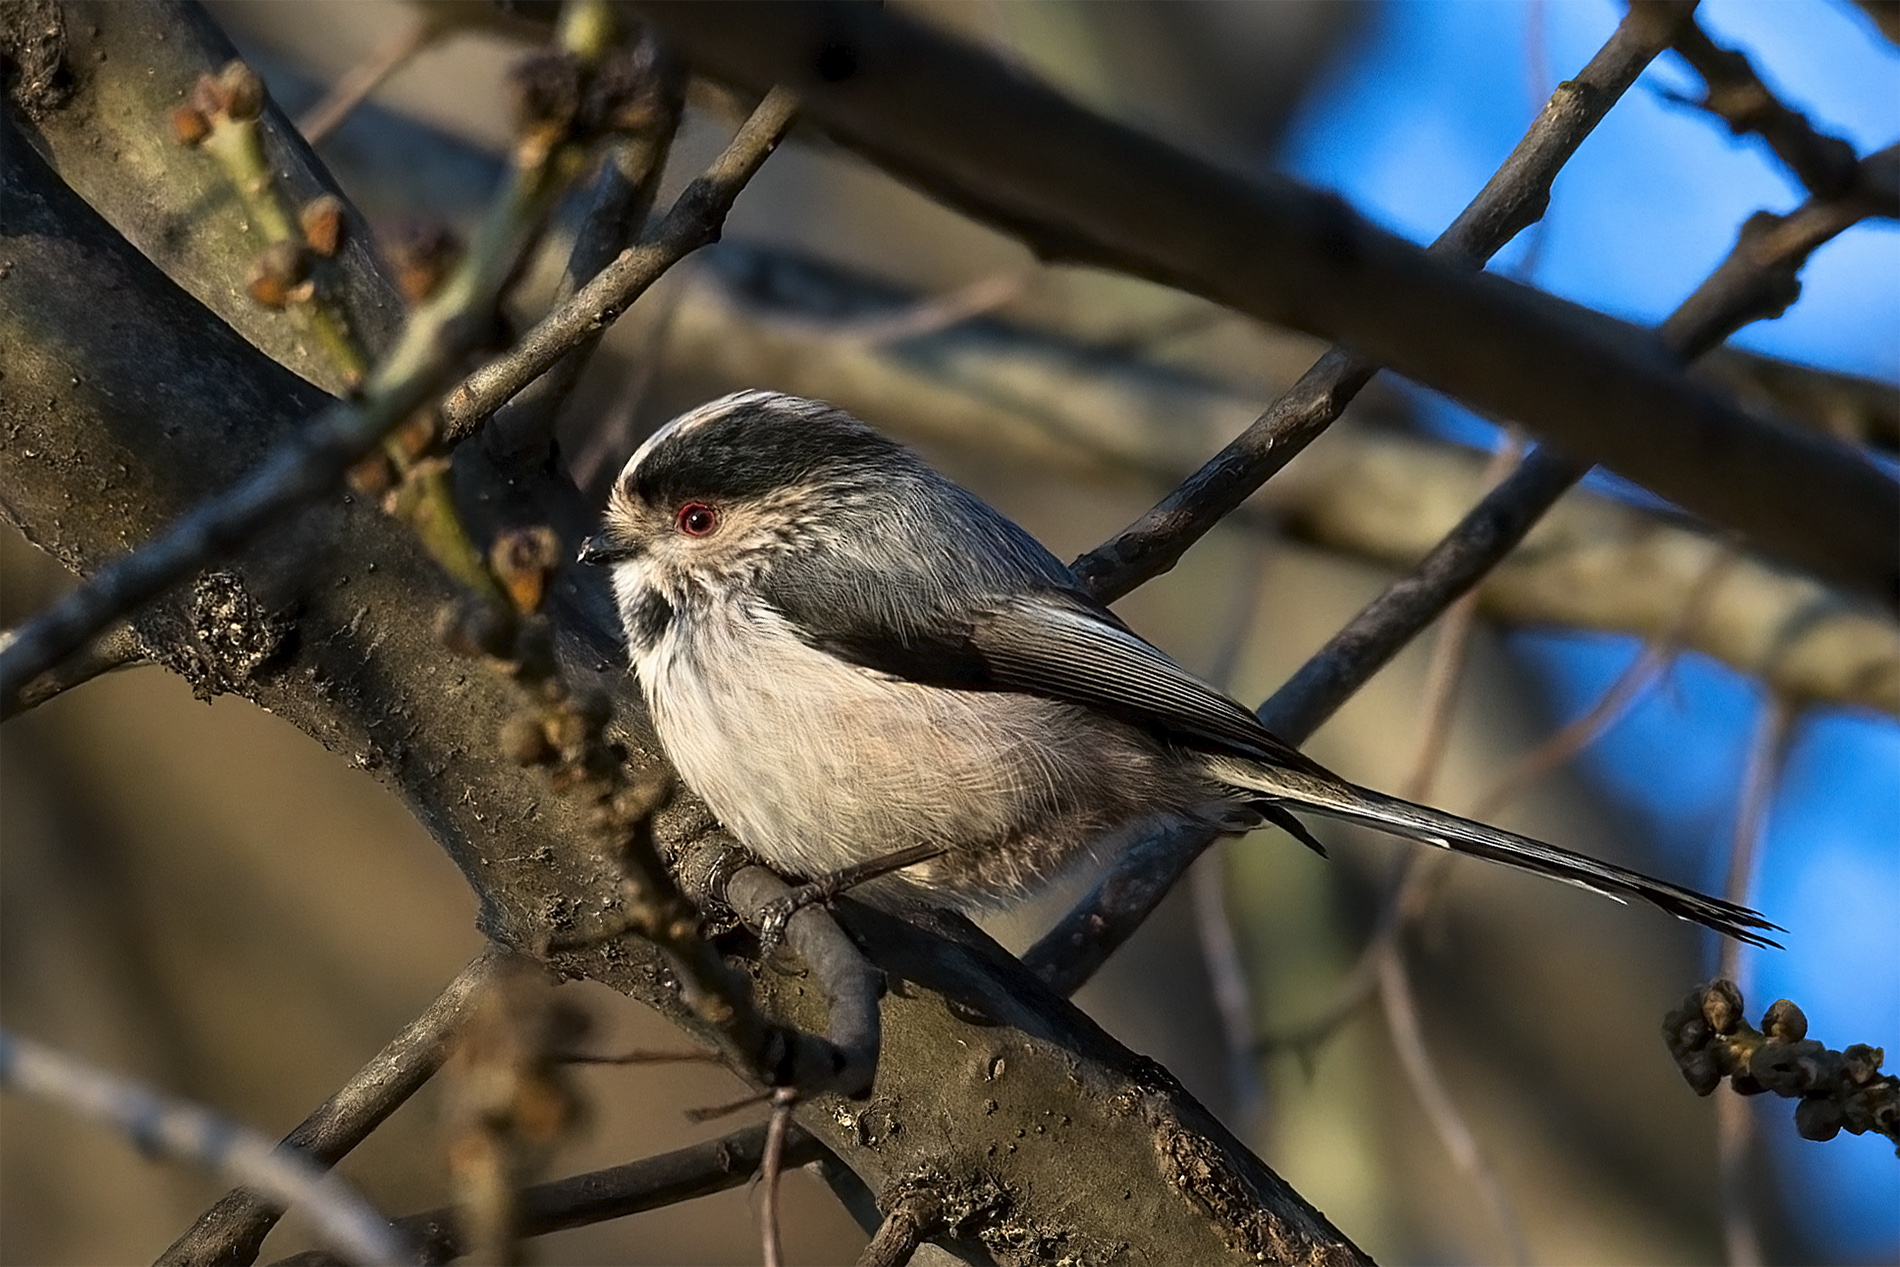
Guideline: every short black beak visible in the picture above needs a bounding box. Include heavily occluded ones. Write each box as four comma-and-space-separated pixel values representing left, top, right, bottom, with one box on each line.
577, 533, 633, 566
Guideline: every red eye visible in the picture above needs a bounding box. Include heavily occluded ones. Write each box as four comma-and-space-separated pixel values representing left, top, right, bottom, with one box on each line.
676, 503, 718, 536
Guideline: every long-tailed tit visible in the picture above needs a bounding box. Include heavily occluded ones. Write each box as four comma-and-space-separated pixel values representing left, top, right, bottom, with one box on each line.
580, 390, 1776, 946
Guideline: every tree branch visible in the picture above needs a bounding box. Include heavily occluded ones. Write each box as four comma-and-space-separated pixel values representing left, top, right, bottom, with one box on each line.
1667, 16, 1873, 203
438, 86, 799, 445
394, 1123, 827, 1264
0, 620, 148, 720
1072, 2, 1685, 600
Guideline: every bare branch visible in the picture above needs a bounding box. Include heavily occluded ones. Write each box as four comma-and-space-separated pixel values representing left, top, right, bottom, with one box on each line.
296, 16, 439, 145
0, 1028, 410, 1267
439, 86, 799, 445
1667, 17, 1873, 203
638, 0, 1900, 609
394, 1123, 826, 1264
1073, 5, 1684, 600
0, 621, 147, 721
158, 950, 505, 1267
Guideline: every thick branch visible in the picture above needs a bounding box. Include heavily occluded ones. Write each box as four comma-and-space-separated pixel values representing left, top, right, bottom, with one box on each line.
637, 0, 1900, 611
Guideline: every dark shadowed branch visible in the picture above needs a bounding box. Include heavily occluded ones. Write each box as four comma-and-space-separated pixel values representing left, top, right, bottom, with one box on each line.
439, 86, 799, 445
394, 1123, 825, 1265
1667, 15, 1878, 204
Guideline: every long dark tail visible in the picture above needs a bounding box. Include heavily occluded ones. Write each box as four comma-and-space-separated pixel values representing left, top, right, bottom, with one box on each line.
1206, 757, 1781, 947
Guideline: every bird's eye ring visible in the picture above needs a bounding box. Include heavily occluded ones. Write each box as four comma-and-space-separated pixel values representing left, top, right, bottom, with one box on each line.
676, 503, 718, 536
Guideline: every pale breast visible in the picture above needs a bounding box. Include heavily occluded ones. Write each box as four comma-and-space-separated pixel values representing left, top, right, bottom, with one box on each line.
634, 593, 1201, 903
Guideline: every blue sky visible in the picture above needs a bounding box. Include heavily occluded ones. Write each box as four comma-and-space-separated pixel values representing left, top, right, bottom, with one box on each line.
1275, 2, 1900, 1257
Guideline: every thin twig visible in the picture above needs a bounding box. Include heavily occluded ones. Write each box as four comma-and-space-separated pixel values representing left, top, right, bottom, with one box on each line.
761, 1087, 798, 1267
1377, 953, 1533, 1266
158, 951, 505, 1267
1667, 17, 1872, 204
0, 621, 146, 720
393, 1123, 825, 1264
1714, 696, 1794, 1267
1474, 546, 1737, 820
0, 1029, 409, 1267
837, 270, 1031, 347
440, 87, 800, 444
856, 1189, 943, 1267
297, 17, 440, 145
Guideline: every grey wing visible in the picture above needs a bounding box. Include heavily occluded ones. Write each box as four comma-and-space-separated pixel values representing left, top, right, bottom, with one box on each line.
970, 592, 1333, 777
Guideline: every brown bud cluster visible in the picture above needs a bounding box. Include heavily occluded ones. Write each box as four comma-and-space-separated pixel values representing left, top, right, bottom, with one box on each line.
299, 194, 346, 258
490, 526, 563, 615
174, 60, 268, 145
504, 28, 687, 164
379, 219, 465, 307
246, 240, 314, 310
1663, 980, 1899, 1150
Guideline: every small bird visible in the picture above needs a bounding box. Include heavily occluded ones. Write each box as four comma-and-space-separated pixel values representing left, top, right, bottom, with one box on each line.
580, 390, 1777, 946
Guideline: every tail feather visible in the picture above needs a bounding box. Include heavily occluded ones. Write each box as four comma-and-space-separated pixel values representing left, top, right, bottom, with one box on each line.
1207, 758, 1782, 948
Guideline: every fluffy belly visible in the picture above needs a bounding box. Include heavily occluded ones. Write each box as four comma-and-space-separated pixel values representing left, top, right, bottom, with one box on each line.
637, 599, 1201, 905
